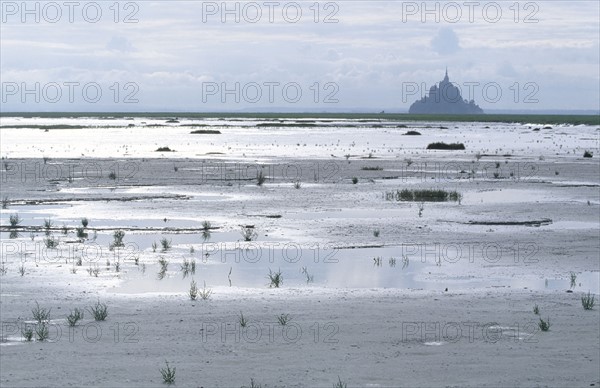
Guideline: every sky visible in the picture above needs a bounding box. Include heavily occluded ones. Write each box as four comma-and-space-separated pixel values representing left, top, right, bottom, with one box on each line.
1, 0, 599, 112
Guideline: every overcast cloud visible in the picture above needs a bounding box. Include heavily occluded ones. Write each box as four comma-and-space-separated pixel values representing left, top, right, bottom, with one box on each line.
1, 0, 598, 112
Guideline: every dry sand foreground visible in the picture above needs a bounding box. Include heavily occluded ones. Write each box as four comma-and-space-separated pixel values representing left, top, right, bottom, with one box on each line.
0, 120, 599, 387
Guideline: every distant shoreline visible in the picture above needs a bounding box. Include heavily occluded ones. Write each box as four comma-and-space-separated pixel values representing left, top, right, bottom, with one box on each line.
0, 112, 598, 126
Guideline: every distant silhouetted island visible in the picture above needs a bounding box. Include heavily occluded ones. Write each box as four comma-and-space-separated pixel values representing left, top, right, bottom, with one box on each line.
408, 69, 484, 114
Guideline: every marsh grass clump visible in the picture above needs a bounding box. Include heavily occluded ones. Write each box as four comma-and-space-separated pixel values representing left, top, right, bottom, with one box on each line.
581, 292, 595, 310
180, 258, 194, 278
35, 323, 49, 341
238, 311, 248, 327
189, 280, 198, 301
256, 170, 266, 186
402, 255, 410, 269
569, 272, 577, 288
294, 180, 302, 189
152, 241, 158, 253
277, 314, 291, 326
301, 267, 314, 284
9, 214, 21, 228
158, 257, 169, 280
159, 361, 176, 385
427, 142, 465, 150
533, 304, 539, 315
386, 189, 462, 203
89, 300, 108, 321
202, 221, 212, 241
1, 196, 9, 209
198, 281, 213, 300
373, 229, 380, 237
111, 230, 125, 249
67, 308, 84, 326
32, 301, 51, 323
44, 236, 59, 249
76, 227, 88, 240
87, 265, 100, 277
43, 218, 53, 231
108, 171, 117, 180
160, 237, 172, 252
246, 379, 263, 388
538, 317, 551, 332
241, 226, 257, 242
19, 264, 26, 276
268, 268, 283, 288
21, 326, 34, 342
333, 376, 347, 388
417, 202, 425, 217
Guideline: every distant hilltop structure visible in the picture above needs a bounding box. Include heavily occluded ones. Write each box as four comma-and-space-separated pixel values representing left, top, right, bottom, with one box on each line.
408, 69, 484, 114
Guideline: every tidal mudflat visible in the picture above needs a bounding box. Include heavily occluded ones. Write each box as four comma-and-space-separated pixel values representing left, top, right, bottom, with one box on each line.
0, 116, 599, 387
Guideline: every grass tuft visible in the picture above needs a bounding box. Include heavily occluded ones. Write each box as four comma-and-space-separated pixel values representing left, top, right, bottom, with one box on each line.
241, 226, 257, 242
256, 170, 266, 186
239, 311, 248, 327
581, 292, 595, 310
333, 376, 347, 388
159, 361, 176, 385
21, 326, 33, 342
67, 308, 84, 326
9, 214, 21, 228
538, 317, 551, 332
160, 237, 172, 252
199, 281, 213, 300
158, 257, 169, 280
32, 301, 51, 323
268, 268, 283, 288
189, 280, 198, 301
88, 300, 108, 321
35, 323, 49, 341
44, 236, 59, 249
277, 314, 291, 326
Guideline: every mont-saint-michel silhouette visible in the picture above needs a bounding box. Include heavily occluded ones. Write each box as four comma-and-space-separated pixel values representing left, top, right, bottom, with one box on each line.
408, 69, 484, 114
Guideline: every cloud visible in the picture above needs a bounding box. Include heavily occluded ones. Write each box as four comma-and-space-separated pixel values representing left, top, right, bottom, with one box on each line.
431, 27, 460, 55
106, 36, 134, 52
